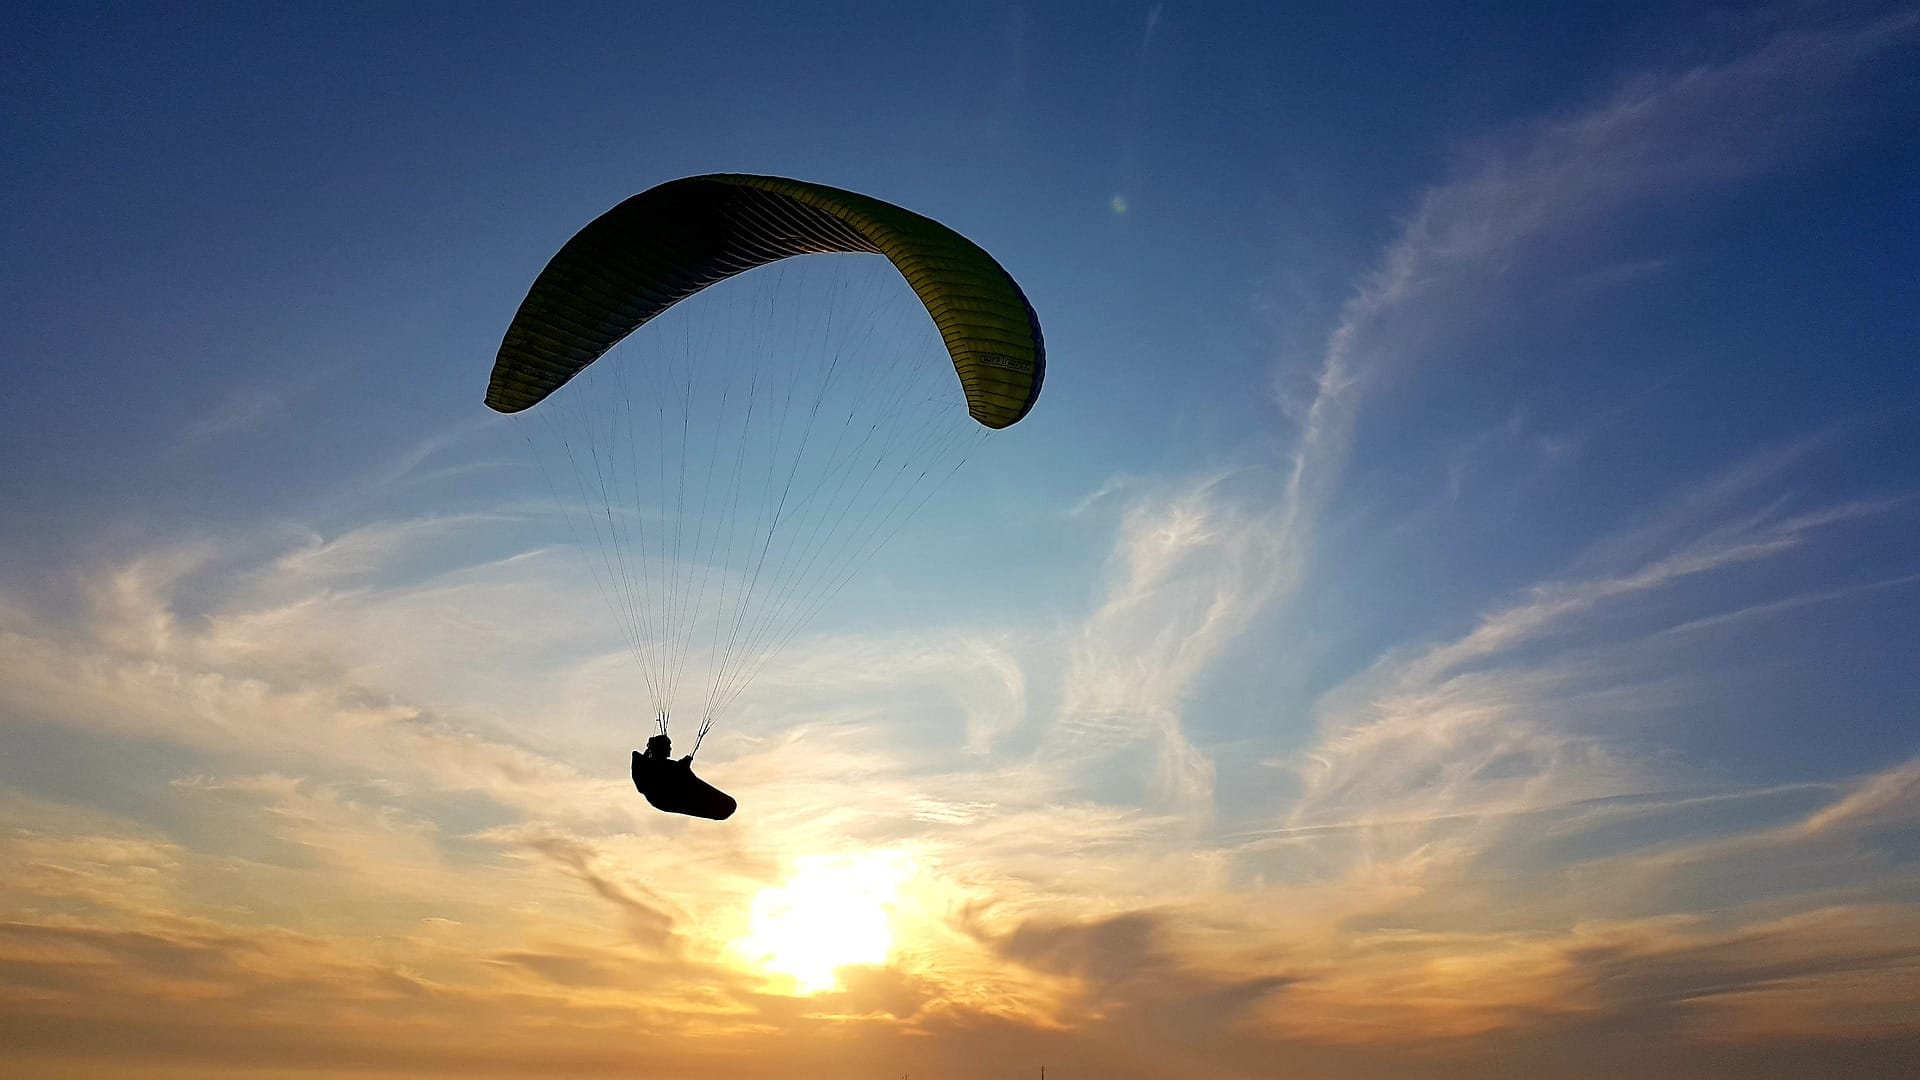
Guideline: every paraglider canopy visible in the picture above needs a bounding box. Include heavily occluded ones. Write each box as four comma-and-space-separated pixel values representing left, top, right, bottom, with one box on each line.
486, 172, 1045, 428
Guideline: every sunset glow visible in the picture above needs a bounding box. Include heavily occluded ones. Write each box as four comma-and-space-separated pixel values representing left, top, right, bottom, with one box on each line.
736, 851, 916, 993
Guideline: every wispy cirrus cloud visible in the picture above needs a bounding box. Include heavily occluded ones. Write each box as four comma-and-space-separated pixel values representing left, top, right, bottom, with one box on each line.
1052, 474, 1294, 809
1247, 1, 1914, 836
1275, 9, 1916, 520
1268, 430, 1912, 948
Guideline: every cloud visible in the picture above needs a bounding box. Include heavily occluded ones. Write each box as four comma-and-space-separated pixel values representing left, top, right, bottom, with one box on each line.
169, 377, 312, 453
1272, 9, 1915, 528
510, 828, 679, 950
1201, 14, 1920, 1051
1051, 474, 1297, 814
1798, 757, 1920, 838
1066, 472, 1138, 518
1264, 434, 1911, 962
1247, 0, 1917, 909
1556, 904, 1920, 1042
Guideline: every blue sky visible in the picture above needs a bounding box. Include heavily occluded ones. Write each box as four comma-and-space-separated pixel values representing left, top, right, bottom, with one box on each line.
3, 4, 1919, 1078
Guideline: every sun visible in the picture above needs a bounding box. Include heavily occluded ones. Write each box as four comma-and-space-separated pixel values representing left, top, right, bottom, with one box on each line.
735, 850, 915, 994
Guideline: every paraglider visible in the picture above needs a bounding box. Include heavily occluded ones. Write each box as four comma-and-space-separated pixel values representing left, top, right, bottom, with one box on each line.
488, 173, 1045, 820
631, 723, 736, 821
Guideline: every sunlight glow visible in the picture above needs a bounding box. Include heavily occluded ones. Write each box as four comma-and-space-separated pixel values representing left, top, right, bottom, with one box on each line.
735, 851, 916, 994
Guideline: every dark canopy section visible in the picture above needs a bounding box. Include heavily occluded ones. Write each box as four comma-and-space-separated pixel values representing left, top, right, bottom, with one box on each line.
486, 173, 1045, 429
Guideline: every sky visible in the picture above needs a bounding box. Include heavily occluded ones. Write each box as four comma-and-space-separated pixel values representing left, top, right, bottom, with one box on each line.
3, 2, 1919, 1077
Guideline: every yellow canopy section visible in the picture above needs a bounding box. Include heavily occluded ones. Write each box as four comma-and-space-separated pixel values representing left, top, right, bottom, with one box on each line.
486, 173, 1045, 429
